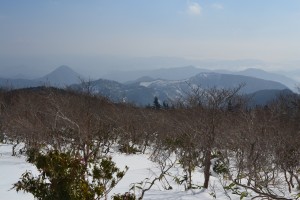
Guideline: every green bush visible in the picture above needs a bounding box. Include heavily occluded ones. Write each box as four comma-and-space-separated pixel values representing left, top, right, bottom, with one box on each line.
119, 143, 139, 154
212, 151, 229, 175
14, 149, 128, 200
112, 192, 136, 200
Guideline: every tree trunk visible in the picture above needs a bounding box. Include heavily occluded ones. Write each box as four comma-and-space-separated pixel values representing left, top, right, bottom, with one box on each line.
203, 149, 211, 189
188, 164, 192, 189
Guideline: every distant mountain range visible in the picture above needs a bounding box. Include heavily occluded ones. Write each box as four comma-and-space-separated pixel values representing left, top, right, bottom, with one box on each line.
234, 68, 298, 92
0, 65, 297, 106
72, 72, 290, 106
0, 65, 82, 89
104, 66, 210, 83
103, 66, 298, 92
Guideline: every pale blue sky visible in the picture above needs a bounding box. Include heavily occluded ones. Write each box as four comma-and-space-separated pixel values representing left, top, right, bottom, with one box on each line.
1, 0, 300, 63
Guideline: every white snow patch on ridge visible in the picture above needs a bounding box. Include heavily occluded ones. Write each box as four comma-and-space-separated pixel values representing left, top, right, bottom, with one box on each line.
140, 79, 187, 88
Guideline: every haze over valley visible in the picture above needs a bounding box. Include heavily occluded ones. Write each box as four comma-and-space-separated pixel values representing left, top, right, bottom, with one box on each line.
1, 1, 300, 80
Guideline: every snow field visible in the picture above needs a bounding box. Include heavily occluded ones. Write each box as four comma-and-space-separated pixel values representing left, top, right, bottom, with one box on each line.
1, 143, 297, 200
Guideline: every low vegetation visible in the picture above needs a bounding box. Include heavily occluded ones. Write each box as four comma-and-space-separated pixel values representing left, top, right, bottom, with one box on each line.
1, 85, 300, 199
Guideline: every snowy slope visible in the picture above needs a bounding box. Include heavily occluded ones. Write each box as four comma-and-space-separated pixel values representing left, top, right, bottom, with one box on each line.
0, 144, 36, 200
1, 143, 293, 200
0, 143, 241, 200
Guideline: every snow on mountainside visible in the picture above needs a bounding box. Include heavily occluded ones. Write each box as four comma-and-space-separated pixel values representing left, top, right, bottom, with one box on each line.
134, 72, 289, 103
103, 66, 210, 83
103, 65, 298, 92
139, 79, 187, 88
125, 76, 156, 85
135, 71, 290, 94
71, 72, 290, 106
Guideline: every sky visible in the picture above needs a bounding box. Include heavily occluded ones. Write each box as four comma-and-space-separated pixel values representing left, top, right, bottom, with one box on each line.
1, 0, 300, 75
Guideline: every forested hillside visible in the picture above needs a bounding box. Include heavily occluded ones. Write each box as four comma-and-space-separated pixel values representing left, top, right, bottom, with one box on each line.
1, 86, 300, 199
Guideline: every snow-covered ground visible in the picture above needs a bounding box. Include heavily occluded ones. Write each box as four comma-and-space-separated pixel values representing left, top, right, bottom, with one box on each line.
0, 143, 279, 200
0, 143, 36, 200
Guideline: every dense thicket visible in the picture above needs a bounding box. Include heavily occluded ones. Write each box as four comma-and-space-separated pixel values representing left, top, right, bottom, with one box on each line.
0, 86, 300, 199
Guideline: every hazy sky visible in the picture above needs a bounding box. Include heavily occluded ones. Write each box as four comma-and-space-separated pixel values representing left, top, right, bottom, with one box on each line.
1, 0, 300, 72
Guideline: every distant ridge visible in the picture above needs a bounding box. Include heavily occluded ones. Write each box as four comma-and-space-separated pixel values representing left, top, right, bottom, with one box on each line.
0, 78, 40, 90
188, 73, 288, 93
125, 76, 156, 85
103, 65, 209, 83
0, 65, 295, 107
0, 65, 83, 89
235, 68, 298, 92
72, 72, 289, 106
37, 65, 82, 87
102, 66, 299, 92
